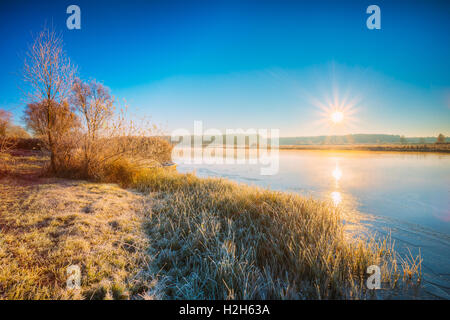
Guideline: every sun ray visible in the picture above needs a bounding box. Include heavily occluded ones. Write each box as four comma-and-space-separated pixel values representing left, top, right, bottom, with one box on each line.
308, 85, 361, 134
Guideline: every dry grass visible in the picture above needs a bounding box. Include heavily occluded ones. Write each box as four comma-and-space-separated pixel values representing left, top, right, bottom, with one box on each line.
0, 164, 150, 299
132, 168, 421, 299
52, 136, 173, 182
0, 153, 421, 299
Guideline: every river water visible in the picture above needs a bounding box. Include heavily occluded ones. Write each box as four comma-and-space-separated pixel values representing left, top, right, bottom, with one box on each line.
174, 149, 450, 299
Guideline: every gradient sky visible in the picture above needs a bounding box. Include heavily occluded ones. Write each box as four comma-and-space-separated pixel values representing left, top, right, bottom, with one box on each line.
0, 0, 449, 137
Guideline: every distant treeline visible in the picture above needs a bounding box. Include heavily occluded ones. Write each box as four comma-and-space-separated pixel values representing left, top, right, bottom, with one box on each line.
164, 134, 447, 146
279, 134, 446, 145
280, 144, 450, 153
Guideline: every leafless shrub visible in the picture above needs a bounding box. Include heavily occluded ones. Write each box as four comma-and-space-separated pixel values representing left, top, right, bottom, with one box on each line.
71, 78, 114, 176
23, 100, 80, 172
86, 118, 172, 182
98, 136, 173, 186
0, 109, 20, 156
0, 109, 12, 152
5, 125, 30, 139
0, 109, 13, 175
0, 109, 11, 137
70, 78, 172, 181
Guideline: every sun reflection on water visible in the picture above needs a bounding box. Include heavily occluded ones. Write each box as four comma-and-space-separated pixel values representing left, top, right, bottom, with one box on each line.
331, 191, 342, 206
332, 165, 342, 181
331, 162, 342, 206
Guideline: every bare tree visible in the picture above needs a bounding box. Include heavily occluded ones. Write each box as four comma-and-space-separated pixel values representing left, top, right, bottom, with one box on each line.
71, 78, 114, 175
23, 27, 77, 172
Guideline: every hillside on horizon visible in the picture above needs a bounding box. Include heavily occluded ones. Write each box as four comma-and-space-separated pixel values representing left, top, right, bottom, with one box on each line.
279, 134, 447, 145
168, 133, 447, 146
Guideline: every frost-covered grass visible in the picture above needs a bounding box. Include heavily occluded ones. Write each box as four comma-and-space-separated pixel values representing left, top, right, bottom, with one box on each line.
0, 155, 421, 299
0, 174, 149, 299
133, 168, 420, 299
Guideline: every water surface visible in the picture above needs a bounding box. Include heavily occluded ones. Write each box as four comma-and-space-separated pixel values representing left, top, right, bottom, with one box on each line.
175, 149, 450, 298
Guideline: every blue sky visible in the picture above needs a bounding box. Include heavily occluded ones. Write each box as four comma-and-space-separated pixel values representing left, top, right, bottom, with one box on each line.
0, 0, 449, 136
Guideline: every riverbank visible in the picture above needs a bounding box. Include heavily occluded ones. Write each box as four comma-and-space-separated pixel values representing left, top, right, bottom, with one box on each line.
0, 152, 421, 299
133, 167, 422, 299
0, 156, 150, 299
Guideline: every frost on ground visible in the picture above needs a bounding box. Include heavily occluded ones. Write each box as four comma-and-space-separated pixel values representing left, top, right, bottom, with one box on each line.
0, 168, 150, 299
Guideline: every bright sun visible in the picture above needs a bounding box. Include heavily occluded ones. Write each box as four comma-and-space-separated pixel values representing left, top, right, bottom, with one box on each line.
309, 87, 359, 131
331, 111, 344, 123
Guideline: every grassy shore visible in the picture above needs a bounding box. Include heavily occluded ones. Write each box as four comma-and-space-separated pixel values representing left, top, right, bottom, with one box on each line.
0, 153, 151, 299
132, 168, 422, 299
0, 152, 421, 299
279, 144, 450, 153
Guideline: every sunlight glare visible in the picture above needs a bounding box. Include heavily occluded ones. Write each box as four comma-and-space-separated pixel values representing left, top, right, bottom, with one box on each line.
331, 111, 344, 123
331, 191, 342, 206
332, 165, 342, 181
307, 84, 360, 133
